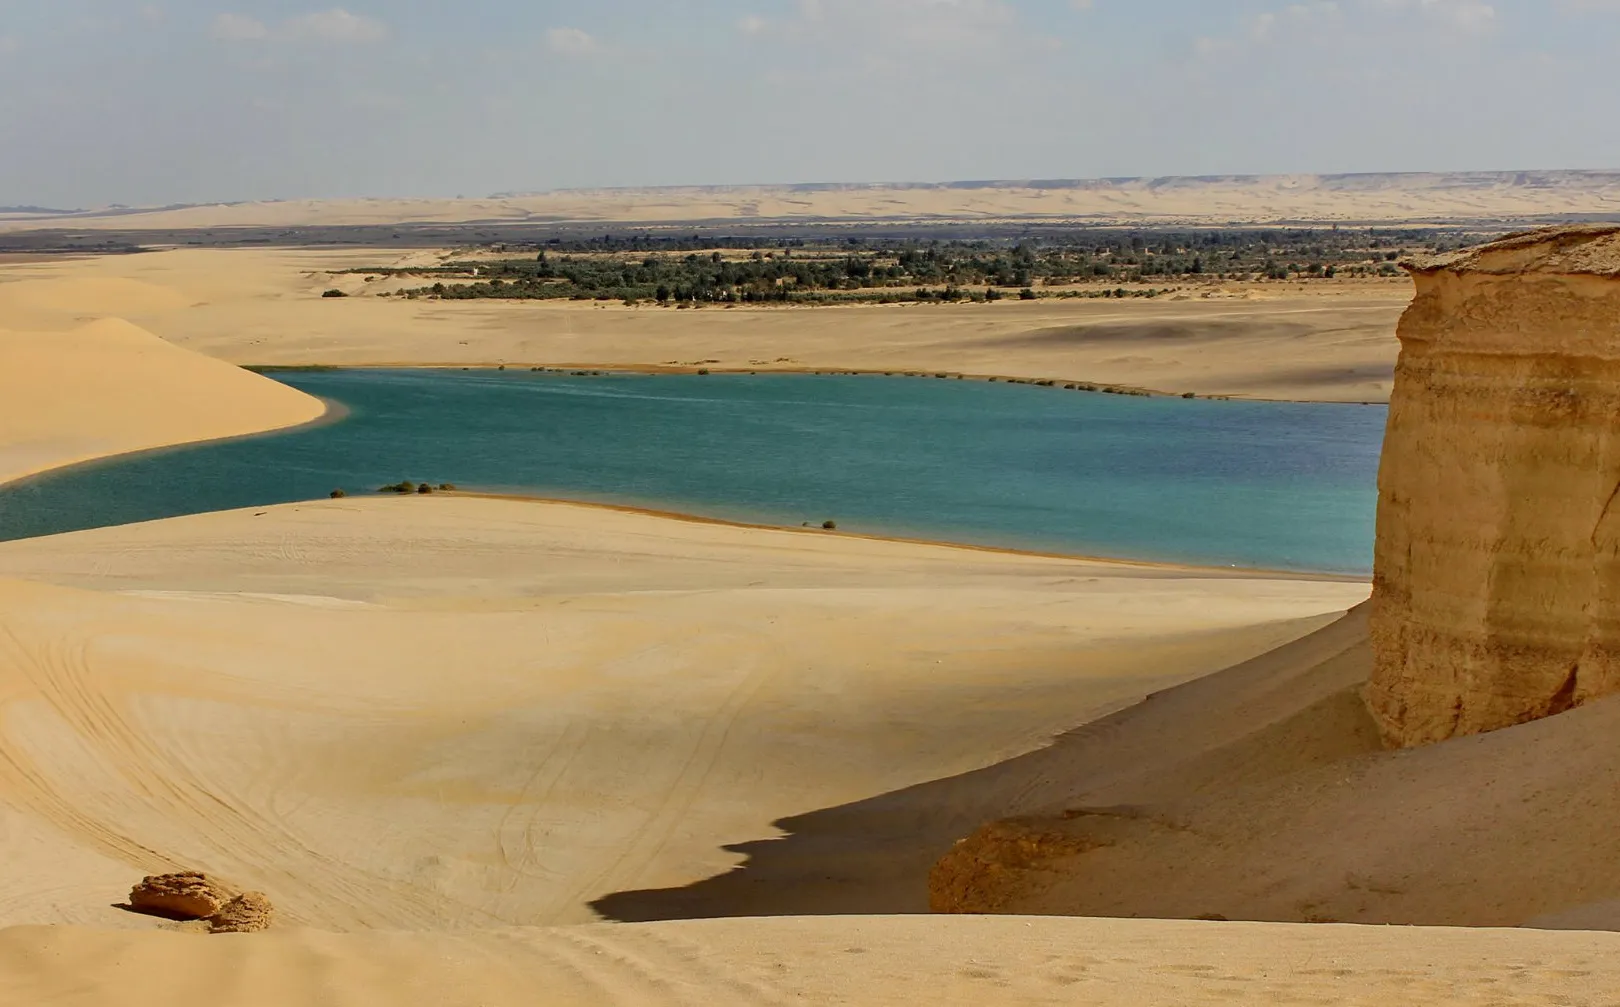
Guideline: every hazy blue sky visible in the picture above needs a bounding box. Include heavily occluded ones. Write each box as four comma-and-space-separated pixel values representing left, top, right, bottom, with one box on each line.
1, 0, 1617, 207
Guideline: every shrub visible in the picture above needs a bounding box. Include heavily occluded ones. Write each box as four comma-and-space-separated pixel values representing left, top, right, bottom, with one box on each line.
418, 484, 435, 494
379, 481, 416, 494
822, 520, 838, 531
322, 289, 348, 298
330, 489, 347, 499
1019, 288, 1037, 300
438, 483, 457, 491
697, 368, 711, 375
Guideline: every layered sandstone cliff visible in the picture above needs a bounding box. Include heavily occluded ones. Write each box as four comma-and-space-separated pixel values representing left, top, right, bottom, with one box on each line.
1367, 225, 1620, 747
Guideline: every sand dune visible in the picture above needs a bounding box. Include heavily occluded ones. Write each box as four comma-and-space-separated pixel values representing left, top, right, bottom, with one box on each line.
6, 915, 1620, 1006
0, 247, 1406, 401
0, 496, 1366, 930
5, 171, 1620, 230
925, 606, 1620, 931
0, 317, 324, 485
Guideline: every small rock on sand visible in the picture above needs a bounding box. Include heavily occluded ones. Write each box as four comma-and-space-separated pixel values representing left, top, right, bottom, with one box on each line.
128, 871, 231, 920
209, 892, 275, 934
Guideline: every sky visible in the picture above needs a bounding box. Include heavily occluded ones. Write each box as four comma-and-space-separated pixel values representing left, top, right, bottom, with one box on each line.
1, 0, 1618, 207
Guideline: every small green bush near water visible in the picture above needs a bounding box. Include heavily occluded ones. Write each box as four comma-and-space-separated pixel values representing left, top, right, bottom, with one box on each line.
330, 489, 347, 499
378, 480, 457, 494
822, 520, 838, 531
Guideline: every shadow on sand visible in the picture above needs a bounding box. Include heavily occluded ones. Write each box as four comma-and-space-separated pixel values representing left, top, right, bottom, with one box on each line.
592, 606, 1374, 923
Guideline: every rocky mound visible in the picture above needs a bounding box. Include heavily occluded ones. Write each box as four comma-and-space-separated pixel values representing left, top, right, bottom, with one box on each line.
1368, 224, 1620, 747
127, 872, 274, 933
208, 892, 275, 934
128, 872, 231, 920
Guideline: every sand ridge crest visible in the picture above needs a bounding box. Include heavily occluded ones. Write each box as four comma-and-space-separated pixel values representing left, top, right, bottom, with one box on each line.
0, 315, 326, 486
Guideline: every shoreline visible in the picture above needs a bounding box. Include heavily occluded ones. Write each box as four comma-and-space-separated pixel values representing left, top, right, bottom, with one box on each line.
0, 374, 1370, 580
455, 490, 1373, 583
245, 362, 1394, 406
0, 395, 349, 494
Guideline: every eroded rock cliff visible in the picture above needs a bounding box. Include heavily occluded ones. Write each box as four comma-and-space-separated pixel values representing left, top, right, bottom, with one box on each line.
1367, 224, 1620, 747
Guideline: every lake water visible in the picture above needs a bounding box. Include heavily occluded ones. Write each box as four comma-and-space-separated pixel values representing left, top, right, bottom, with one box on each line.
0, 370, 1386, 574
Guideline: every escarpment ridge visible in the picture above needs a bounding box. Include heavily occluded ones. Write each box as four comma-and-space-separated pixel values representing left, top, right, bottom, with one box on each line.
1367, 224, 1620, 747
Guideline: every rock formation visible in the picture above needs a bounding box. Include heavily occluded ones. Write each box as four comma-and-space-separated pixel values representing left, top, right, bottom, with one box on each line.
1367, 224, 1620, 747
128, 871, 275, 933
128, 871, 230, 920
208, 892, 276, 934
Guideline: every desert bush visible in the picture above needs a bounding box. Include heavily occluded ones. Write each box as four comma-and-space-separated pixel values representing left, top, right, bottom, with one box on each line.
330, 489, 347, 499
822, 520, 837, 530
321, 289, 347, 298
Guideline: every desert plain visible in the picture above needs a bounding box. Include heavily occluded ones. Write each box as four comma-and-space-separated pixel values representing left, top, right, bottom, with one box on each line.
2, 189, 1618, 1005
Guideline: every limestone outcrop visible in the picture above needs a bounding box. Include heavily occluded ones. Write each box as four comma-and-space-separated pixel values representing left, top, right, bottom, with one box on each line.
208, 891, 276, 934
127, 871, 275, 932
128, 871, 231, 920
1367, 224, 1620, 747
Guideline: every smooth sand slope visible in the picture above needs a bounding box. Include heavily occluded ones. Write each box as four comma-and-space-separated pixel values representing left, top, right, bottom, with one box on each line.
5, 170, 1620, 229
926, 606, 1620, 932
0, 247, 1405, 401
0, 496, 1366, 930
0, 317, 324, 485
7, 915, 1620, 1007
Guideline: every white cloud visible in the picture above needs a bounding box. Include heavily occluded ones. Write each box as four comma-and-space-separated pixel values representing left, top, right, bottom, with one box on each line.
211, 12, 269, 41
789, 0, 1018, 50
1366, 0, 1496, 32
1196, 0, 1494, 56
545, 27, 598, 54
283, 8, 388, 43
212, 8, 386, 45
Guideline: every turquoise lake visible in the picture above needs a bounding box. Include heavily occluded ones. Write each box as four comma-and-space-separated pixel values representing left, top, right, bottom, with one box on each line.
0, 370, 1386, 574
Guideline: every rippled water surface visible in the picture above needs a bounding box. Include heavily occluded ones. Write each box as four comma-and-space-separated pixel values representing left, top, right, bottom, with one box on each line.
0, 369, 1385, 573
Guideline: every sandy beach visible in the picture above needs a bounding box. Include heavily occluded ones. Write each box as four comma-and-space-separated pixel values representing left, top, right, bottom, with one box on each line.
3, 242, 1614, 1005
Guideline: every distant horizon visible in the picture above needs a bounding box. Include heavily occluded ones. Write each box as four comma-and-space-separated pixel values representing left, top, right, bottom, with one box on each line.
9, 167, 1620, 216
5, 2, 1620, 207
